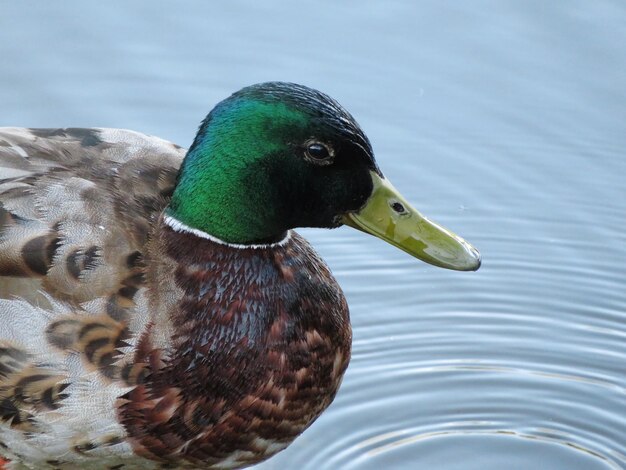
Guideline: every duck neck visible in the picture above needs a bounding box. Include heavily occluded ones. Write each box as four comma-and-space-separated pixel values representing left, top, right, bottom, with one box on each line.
167, 98, 307, 245
162, 215, 290, 249
166, 148, 287, 245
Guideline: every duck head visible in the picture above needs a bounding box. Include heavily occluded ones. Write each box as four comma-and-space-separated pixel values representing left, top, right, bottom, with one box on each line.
168, 82, 480, 271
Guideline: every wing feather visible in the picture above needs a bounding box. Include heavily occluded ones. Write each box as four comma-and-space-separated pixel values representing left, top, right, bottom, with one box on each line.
0, 127, 184, 301
0, 128, 184, 467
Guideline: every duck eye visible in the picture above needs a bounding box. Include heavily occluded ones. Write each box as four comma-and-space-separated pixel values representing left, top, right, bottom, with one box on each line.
307, 143, 329, 159
304, 140, 334, 165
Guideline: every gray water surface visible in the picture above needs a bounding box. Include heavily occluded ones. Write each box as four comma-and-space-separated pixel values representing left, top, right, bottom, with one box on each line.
1, 2, 625, 469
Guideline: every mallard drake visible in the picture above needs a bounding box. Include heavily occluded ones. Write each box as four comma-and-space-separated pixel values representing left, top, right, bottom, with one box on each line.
0, 82, 480, 469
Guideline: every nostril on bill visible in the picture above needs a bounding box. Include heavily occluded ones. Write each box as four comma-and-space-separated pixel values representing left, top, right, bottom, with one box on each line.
390, 201, 406, 214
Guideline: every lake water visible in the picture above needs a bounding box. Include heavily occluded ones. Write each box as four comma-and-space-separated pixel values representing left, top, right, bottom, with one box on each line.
1, 1, 625, 469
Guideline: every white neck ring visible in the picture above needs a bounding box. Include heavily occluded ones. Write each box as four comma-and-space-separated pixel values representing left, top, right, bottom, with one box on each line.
163, 215, 292, 249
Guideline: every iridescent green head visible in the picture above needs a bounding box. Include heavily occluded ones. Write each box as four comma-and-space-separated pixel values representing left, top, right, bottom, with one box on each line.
168, 82, 481, 271
169, 82, 378, 243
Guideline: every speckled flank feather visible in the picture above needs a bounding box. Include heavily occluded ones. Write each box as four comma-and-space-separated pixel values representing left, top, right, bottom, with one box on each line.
0, 128, 184, 468
0, 298, 139, 469
0, 127, 352, 468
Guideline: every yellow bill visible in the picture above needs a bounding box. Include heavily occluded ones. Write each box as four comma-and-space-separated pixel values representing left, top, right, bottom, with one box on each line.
343, 171, 481, 271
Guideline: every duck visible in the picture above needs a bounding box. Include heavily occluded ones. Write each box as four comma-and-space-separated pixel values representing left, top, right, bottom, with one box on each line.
0, 82, 480, 469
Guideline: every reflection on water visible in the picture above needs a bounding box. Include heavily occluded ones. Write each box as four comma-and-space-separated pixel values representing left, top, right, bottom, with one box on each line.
1, 1, 625, 469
